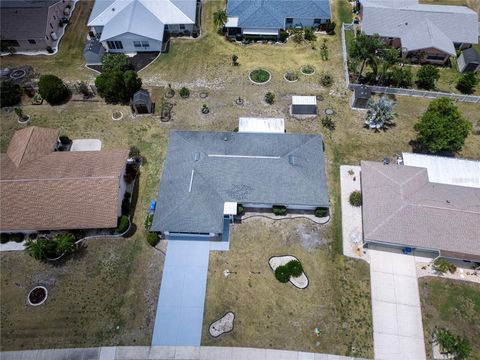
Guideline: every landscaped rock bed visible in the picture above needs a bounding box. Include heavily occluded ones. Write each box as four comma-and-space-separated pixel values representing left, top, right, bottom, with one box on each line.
209, 312, 235, 338
269, 255, 309, 289
27, 286, 48, 306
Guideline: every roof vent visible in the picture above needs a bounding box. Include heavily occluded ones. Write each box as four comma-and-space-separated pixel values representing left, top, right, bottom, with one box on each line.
223, 135, 229, 141
289, 155, 295, 165
193, 152, 200, 161
112, 7, 115, 11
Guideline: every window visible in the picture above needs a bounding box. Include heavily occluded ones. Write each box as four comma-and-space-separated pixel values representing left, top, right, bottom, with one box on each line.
180, 24, 185, 30
286, 18, 293, 25
45, 35, 49, 40
141, 41, 149, 47
426, 54, 446, 61
3, 39, 19, 47
314, 18, 321, 24
28, 39, 36, 44
133, 41, 142, 48
107, 41, 123, 49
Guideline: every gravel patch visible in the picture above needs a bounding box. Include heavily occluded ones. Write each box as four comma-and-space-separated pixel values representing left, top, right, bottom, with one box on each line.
209, 312, 235, 338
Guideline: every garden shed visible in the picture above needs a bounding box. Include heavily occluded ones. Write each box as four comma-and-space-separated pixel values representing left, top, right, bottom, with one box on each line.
238, 117, 285, 133
291, 96, 317, 115
83, 39, 105, 65
351, 85, 372, 109
457, 47, 480, 73
132, 90, 153, 114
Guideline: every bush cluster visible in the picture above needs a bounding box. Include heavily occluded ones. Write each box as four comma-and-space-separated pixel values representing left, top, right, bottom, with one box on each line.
349, 191, 362, 207
274, 260, 304, 283
25, 233, 76, 261
0, 233, 24, 244
115, 215, 129, 234
456, 73, 478, 95
264, 91, 275, 104
272, 205, 287, 216
147, 232, 159, 247
314, 207, 329, 218
0, 81, 22, 107
432, 258, 457, 274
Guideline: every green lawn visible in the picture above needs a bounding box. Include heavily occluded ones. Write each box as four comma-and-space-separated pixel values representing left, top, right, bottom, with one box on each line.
419, 277, 480, 359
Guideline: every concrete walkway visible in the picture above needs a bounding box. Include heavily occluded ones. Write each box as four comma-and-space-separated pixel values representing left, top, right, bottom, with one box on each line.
369, 249, 426, 360
1, 346, 371, 360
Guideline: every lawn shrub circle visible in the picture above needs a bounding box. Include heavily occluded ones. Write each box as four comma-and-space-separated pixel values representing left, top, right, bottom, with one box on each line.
286, 260, 303, 277
274, 265, 290, 283
284, 71, 299, 82
27, 286, 48, 306
300, 65, 315, 75
112, 111, 123, 121
249, 69, 271, 84
349, 191, 362, 207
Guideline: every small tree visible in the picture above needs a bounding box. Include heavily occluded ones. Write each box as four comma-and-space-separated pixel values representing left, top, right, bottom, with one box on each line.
304, 27, 316, 41
38, 74, 70, 105
348, 34, 385, 80
264, 91, 275, 104
0, 80, 22, 107
320, 72, 333, 87
385, 67, 412, 88
286, 260, 303, 277
213, 9, 227, 30
416, 65, 440, 90
179, 87, 190, 98
365, 96, 395, 129
349, 191, 362, 207
231, 54, 239, 66
274, 266, 290, 283
95, 71, 127, 104
456, 73, 478, 95
413, 97, 472, 154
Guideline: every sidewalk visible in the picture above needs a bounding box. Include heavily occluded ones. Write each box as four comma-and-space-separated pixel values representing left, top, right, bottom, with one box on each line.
1, 346, 371, 360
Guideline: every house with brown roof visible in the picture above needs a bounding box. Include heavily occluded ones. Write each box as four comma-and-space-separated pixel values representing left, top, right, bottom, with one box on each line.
360, 160, 480, 261
0, 127, 129, 233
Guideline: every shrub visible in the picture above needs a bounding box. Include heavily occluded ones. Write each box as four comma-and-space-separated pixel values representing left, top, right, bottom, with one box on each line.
272, 205, 287, 216
78, 81, 90, 96
179, 87, 190, 98
129, 145, 141, 159
10, 233, 24, 243
304, 27, 316, 41
237, 204, 245, 216
231, 54, 239, 66
38, 74, 69, 105
201, 104, 210, 114
434, 328, 471, 360
325, 21, 336, 35
102, 53, 131, 73
121, 192, 131, 216
301, 65, 315, 75
264, 91, 275, 104
416, 65, 440, 90
286, 260, 303, 277
314, 207, 329, 217
365, 96, 396, 130
53, 233, 75, 256
0, 234, 9, 244
279, 30, 288, 43
250, 69, 270, 83
147, 232, 159, 246
321, 116, 335, 131
433, 258, 456, 274
456, 73, 478, 95
59, 135, 71, 145
285, 72, 298, 82
320, 41, 329, 61
385, 67, 413, 88
274, 265, 290, 283
0, 81, 22, 107
290, 28, 304, 43
349, 191, 362, 207
320, 73, 333, 87
144, 213, 154, 230
25, 238, 49, 261
46, 46, 54, 53
115, 215, 129, 234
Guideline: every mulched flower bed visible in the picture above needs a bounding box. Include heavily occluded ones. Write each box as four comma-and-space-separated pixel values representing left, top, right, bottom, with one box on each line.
28, 286, 47, 306
249, 69, 271, 84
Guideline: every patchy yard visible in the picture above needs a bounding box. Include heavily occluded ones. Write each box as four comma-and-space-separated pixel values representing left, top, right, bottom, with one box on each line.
202, 219, 373, 358
419, 277, 480, 359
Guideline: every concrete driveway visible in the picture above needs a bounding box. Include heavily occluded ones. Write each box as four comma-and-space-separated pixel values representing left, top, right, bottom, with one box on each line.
369, 249, 426, 360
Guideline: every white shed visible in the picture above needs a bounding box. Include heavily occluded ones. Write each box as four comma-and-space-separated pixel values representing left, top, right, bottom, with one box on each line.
291, 96, 317, 115
238, 117, 285, 134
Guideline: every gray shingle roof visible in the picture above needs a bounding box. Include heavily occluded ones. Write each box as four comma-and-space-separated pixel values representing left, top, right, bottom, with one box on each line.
226, 0, 330, 29
361, 161, 480, 259
152, 131, 329, 234
461, 47, 480, 64
361, 2, 479, 51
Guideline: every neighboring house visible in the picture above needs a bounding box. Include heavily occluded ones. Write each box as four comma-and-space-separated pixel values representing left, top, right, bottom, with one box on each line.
83, 38, 106, 65
225, 0, 331, 39
87, 0, 198, 54
152, 130, 329, 241
0, 127, 129, 233
360, 0, 479, 64
0, 0, 70, 52
457, 47, 480, 73
361, 156, 480, 261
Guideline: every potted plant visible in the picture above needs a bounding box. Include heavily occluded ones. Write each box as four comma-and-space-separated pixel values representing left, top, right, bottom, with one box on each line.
15, 107, 30, 124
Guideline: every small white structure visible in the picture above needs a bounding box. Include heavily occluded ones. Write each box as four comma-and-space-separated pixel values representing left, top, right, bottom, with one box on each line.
238, 117, 285, 134
70, 139, 102, 152
402, 152, 480, 188
223, 202, 238, 216
291, 96, 317, 115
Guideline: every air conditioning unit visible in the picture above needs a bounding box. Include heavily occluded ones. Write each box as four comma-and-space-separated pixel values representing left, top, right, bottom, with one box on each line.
50, 32, 58, 41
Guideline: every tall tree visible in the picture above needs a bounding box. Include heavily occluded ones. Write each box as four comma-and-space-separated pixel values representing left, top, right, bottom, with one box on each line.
348, 33, 385, 80
413, 97, 472, 154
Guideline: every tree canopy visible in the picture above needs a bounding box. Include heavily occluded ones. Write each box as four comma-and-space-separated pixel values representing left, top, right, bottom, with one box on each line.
415, 64, 440, 90
0, 81, 22, 107
38, 74, 70, 105
413, 97, 472, 154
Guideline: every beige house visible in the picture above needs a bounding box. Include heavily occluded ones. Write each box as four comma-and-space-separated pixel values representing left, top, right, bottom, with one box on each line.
0, 0, 70, 52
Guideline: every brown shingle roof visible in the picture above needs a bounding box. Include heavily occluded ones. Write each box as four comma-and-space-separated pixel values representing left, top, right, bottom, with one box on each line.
0, 127, 128, 231
361, 161, 480, 259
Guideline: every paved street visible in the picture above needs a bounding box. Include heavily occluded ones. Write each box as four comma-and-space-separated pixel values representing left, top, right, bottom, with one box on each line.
369, 249, 426, 360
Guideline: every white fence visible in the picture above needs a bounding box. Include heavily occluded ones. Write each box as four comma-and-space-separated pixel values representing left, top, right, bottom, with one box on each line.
341, 23, 480, 104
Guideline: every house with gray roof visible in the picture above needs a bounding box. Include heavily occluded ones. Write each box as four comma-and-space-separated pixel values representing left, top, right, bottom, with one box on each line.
361, 160, 480, 261
360, 0, 479, 64
0, 0, 69, 52
225, 0, 330, 39
152, 130, 329, 240
87, 0, 199, 54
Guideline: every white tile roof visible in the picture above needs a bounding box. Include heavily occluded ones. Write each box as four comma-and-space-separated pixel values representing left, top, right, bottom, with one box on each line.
292, 96, 317, 105
238, 117, 285, 134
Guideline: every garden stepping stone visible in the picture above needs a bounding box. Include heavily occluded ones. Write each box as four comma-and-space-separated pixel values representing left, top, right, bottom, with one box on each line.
209, 312, 235, 338
269, 255, 309, 289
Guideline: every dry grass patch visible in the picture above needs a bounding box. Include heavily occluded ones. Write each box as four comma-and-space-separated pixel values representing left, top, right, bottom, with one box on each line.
202, 219, 373, 358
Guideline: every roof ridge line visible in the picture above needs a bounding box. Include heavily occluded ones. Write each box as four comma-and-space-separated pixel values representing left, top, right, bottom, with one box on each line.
17, 127, 35, 167
368, 203, 408, 238
412, 202, 480, 215
90, 0, 120, 24
282, 136, 318, 158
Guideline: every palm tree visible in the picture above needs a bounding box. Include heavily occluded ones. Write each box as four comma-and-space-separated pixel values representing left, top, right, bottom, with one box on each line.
348, 33, 385, 80
25, 238, 48, 261
213, 9, 227, 30
365, 96, 395, 130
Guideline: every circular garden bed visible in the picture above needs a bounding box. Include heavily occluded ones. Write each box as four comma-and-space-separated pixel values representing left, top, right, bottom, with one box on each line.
300, 65, 315, 76
249, 69, 271, 84
284, 71, 299, 83
10, 69, 27, 80
27, 286, 48, 306
269, 255, 309, 289
112, 111, 123, 121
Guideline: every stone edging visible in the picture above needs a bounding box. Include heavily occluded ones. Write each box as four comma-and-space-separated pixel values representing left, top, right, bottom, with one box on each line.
242, 213, 330, 225
248, 69, 271, 85
300, 66, 316, 76
27, 286, 48, 306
